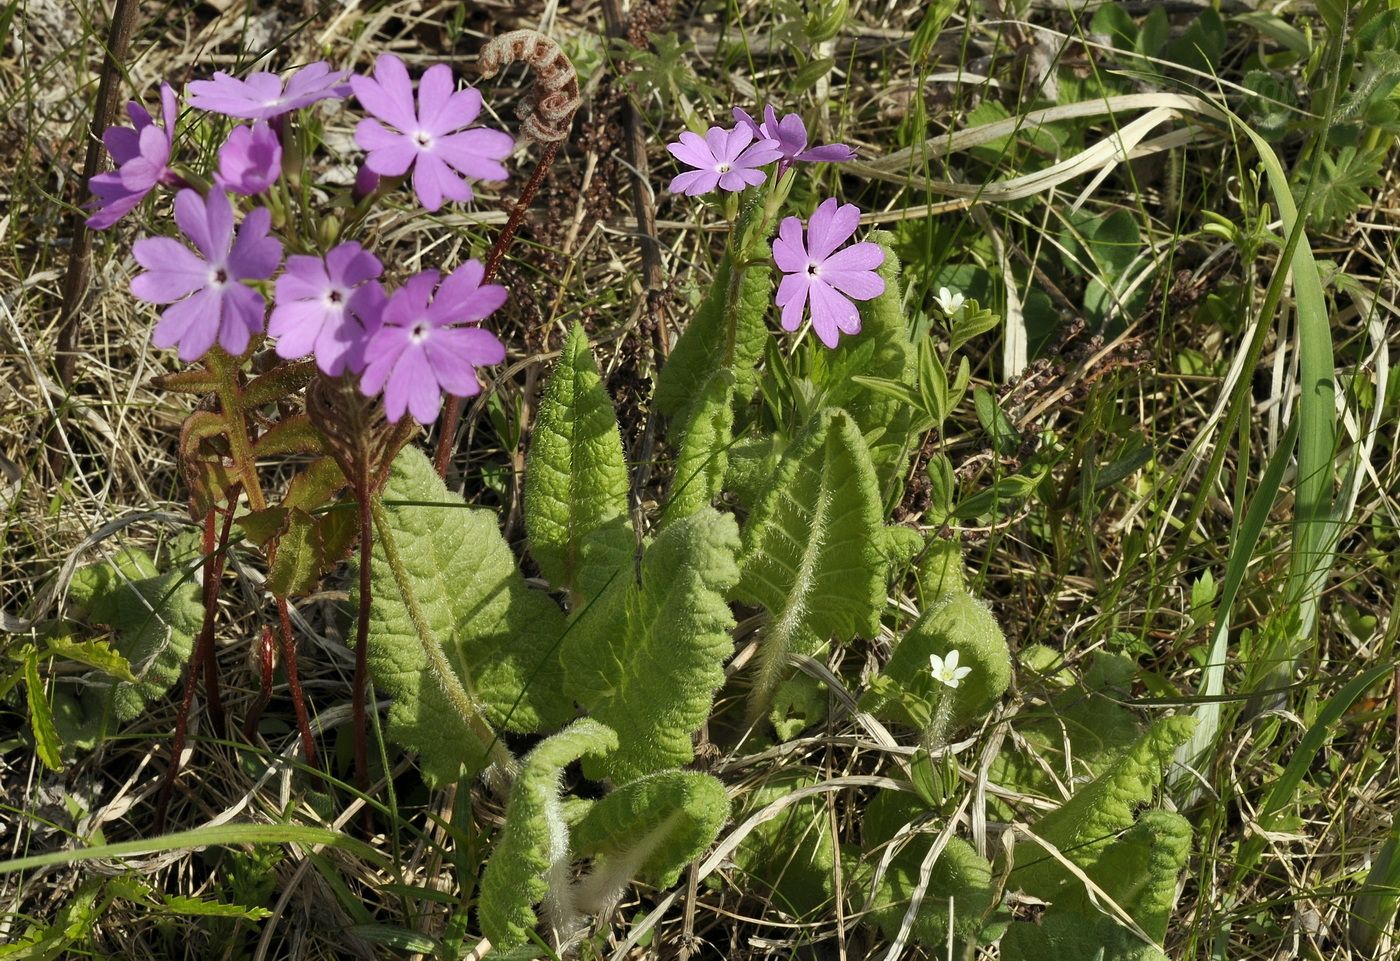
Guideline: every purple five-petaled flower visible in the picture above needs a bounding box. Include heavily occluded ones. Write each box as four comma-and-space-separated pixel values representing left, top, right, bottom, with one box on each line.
666, 125, 783, 196
351, 54, 514, 213
732, 106, 856, 172
217, 122, 282, 195
359, 260, 508, 424
772, 197, 884, 348
130, 189, 282, 362
187, 61, 351, 120
269, 243, 387, 376
86, 82, 180, 230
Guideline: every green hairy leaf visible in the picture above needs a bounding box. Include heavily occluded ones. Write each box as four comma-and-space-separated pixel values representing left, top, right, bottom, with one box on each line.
654, 193, 776, 417
666, 368, 735, 523
362, 447, 572, 786
478, 719, 618, 949
573, 770, 730, 913
737, 409, 885, 716
723, 433, 785, 512
810, 233, 921, 495
863, 592, 1011, 731
65, 539, 203, 733
1012, 716, 1196, 899
524, 322, 634, 599
561, 506, 741, 783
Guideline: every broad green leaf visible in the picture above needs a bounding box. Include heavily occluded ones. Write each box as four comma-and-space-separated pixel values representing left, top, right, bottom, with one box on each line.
1012, 716, 1195, 898
264, 508, 355, 598
573, 770, 730, 913
562, 511, 738, 776
724, 433, 784, 512
862, 592, 1010, 732
561, 507, 741, 783
478, 719, 618, 949
736, 409, 885, 715
666, 369, 735, 523
66, 536, 203, 729
361, 447, 572, 786
810, 234, 922, 495
524, 323, 633, 599
654, 193, 776, 417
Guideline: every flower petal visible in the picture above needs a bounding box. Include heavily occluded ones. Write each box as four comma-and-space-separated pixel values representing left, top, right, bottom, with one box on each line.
806, 197, 860, 263
771, 216, 808, 272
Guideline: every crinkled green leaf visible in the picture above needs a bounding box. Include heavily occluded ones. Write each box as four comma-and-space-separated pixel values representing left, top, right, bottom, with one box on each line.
737, 409, 885, 715
655, 193, 775, 417
666, 369, 735, 523
479, 719, 618, 949
724, 433, 785, 512
809, 233, 922, 496
361, 447, 572, 786
561, 507, 740, 783
573, 770, 729, 913
1012, 716, 1196, 898
524, 323, 634, 599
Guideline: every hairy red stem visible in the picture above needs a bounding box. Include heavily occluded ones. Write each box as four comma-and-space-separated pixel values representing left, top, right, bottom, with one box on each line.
275, 597, 320, 785
242, 625, 276, 739
155, 483, 239, 829
434, 138, 563, 478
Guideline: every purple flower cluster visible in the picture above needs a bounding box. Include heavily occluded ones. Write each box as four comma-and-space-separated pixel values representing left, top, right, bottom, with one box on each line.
666, 105, 880, 348
92, 59, 515, 424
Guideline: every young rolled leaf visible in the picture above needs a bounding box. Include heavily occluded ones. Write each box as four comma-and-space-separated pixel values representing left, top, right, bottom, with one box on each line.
666, 368, 735, 523
524, 322, 634, 600
360, 447, 572, 786
572, 770, 730, 915
478, 719, 619, 949
809, 233, 922, 497
1054, 809, 1192, 942
1011, 715, 1196, 899
560, 506, 741, 783
736, 408, 885, 716
654, 192, 776, 417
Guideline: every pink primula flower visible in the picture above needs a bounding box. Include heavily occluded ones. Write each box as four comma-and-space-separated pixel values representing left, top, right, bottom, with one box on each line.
732, 105, 856, 171
772, 197, 885, 348
269, 242, 387, 376
130, 190, 282, 361
666, 125, 782, 196
216, 122, 282, 195
359, 260, 508, 424
351, 54, 513, 212
188, 61, 351, 120
86, 82, 180, 229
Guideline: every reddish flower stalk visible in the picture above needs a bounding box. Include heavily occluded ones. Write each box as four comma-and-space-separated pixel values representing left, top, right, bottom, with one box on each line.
155, 482, 240, 831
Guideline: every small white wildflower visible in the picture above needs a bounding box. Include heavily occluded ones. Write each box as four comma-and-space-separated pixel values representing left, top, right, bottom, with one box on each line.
929, 649, 972, 688
935, 286, 965, 316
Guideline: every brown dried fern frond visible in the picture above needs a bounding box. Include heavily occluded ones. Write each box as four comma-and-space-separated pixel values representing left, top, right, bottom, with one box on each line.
477, 30, 580, 144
